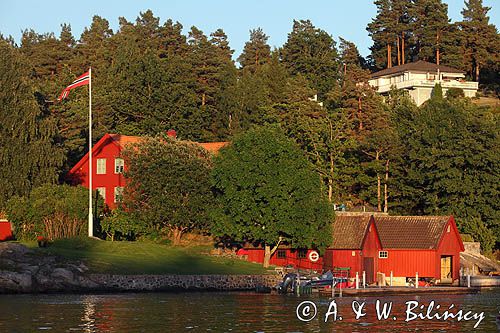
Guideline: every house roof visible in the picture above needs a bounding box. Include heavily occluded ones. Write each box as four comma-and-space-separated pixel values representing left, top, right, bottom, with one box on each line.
370, 60, 464, 79
68, 133, 228, 175
331, 215, 372, 249
374, 216, 451, 249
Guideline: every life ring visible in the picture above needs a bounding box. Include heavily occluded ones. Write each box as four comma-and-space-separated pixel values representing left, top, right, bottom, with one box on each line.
308, 250, 320, 262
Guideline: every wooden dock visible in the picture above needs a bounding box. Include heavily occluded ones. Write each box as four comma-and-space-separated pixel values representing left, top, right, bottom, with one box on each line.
319, 286, 481, 296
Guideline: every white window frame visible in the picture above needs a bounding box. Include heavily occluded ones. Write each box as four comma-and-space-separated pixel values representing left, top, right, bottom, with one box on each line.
96, 187, 106, 200
96, 158, 107, 174
115, 158, 124, 174
379, 251, 388, 259
114, 187, 124, 203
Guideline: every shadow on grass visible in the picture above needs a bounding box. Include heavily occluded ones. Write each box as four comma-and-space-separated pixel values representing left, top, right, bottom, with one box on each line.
37, 238, 270, 275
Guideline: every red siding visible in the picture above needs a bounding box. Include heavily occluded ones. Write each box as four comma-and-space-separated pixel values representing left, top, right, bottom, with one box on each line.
68, 137, 125, 209
378, 249, 437, 278
435, 219, 463, 280
245, 248, 323, 271
330, 249, 361, 277
0, 220, 13, 241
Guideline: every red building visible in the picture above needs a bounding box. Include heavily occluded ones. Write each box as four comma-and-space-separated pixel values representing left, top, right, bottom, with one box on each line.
67, 133, 228, 208
240, 214, 464, 285
0, 219, 13, 241
375, 215, 464, 283
324, 214, 382, 284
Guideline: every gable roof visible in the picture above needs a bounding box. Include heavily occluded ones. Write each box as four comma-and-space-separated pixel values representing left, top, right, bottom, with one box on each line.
374, 216, 451, 249
370, 60, 464, 79
331, 214, 373, 249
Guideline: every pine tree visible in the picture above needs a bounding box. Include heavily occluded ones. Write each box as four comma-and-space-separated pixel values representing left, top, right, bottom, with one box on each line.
237, 28, 271, 72
410, 0, 451, 65
460, 0, 499, 82
281, 20, 339, 98
367, 0, 398, 69
0, 40, 64, 208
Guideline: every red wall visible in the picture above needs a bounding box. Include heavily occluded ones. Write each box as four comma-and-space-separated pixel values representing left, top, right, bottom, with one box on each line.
245, 248, 324, 271
0, 220, 13, 241
435, 219, 463, 280
69, 138, 125, 209
378, 249, 437, 278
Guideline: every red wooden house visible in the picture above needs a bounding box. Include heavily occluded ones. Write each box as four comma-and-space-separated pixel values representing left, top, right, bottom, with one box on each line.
67, 133, 228, 208
323, 214, 382, 283
0, 219, 13, 241
374, 215, 464, 283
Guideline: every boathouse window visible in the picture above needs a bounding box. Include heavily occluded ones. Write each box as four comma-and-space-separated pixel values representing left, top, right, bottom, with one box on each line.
351, 251, 356, 257
298, 249, 307, 259
96, 187, 106, 200
379, 251, 388, 259
114, 187, 124, 203
96, 158, 106, 174
115, 158, 124, 174
447, 225, 451, 233
277, 250, 286, 259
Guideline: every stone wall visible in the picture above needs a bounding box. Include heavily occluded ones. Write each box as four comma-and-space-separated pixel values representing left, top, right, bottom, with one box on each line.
87, 274, 282, 292
463, 242, 481, 255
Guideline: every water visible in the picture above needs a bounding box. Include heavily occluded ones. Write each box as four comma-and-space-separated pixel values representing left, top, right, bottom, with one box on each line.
0, 289, 499, 332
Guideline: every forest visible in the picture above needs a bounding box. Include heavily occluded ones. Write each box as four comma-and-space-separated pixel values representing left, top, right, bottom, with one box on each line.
0, 0, 498, 250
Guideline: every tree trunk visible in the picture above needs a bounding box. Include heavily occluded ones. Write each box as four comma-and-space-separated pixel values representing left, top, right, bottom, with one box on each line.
376, 151, 381, 212
202, 93, 206, 106
255, 49, 259, 67
172, 227, 184, 246
328, 153, 334, 202
263, 245, 271, 268
475, 63, 480, 82
401, 32, 405, 65
436, 31, 440, 65
384, 159, 389, 213
358, 96, 363, 130
397, 37, 401, 66
387, 43, 392, 69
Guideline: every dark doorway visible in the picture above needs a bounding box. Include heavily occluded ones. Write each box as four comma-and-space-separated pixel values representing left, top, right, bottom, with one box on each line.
363, 257, 374, 284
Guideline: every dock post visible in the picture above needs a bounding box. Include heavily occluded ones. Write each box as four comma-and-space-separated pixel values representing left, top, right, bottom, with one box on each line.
390, 271, 393, 287
362, 271, 366, 288
416, 272, 418, 289
331, 278, 335, 298
297, 271, 300, 296
339, 278, 343, 297
356, 272, 359, 289
467, 274, 471, 288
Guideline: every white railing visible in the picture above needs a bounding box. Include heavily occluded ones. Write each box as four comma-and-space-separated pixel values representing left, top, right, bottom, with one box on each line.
373, 79, 479, 93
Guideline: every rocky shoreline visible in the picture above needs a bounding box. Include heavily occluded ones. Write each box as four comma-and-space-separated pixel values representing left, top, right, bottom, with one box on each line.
0, 243, 281, 294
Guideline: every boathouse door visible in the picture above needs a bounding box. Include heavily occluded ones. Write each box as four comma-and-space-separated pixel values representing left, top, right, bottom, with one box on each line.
363, 257, 374, 284
440, 255, 452, 283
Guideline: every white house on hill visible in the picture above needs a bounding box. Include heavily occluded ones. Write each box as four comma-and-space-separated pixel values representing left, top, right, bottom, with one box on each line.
368, 60, 478, 106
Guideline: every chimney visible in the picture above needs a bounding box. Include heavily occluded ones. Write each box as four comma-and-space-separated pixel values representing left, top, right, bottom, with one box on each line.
167, 129, 177, 139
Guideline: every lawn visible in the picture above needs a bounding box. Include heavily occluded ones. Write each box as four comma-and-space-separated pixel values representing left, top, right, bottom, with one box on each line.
24, 238, 272, 275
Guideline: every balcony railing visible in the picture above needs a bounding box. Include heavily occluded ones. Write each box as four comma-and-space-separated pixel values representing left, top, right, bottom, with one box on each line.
373, 79, 479, 93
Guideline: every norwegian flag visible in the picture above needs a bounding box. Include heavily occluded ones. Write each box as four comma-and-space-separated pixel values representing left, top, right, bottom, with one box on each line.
58, 71, 90, 100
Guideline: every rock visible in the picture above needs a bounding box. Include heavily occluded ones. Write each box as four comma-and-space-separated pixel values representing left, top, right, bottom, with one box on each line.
0, 270, 32, 292
51, 268, 74, 282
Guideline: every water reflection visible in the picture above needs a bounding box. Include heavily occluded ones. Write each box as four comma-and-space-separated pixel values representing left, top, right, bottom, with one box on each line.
0, 290, 497, 332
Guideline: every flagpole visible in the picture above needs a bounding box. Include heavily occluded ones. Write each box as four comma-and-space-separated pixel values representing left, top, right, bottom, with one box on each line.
88, 67, 93, 238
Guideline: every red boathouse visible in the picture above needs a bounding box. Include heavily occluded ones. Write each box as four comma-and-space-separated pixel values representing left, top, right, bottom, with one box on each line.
374, 215, 464, 283
67, 132, 228, 208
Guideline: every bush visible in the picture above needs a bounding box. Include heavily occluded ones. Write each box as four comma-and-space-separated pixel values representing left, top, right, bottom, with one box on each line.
101, 208, 150, 241
5, 184, 103, 240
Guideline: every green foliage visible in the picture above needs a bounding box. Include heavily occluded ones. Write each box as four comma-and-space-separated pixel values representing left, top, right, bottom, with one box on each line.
5, 184, 101, 240
446, 88, 465, 99
211, 125, 333, 251
100, 207, 148, 241
121, 135, 213, 244
0, 39, 64, 209
458, 217, 496, 253
238, 28, 271, 72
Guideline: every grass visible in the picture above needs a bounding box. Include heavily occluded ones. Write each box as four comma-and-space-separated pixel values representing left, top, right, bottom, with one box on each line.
23, 238, 272, 275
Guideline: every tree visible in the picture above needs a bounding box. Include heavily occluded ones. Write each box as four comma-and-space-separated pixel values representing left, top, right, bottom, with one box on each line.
122, 135, 213, 245
0, 39, 64, 209
367, 0, 398, 69
460, 0, 499, 82
238, 28, 271, 72
211, 125, 332, 267
281, 20, 339, 98
390, 89, 500, 244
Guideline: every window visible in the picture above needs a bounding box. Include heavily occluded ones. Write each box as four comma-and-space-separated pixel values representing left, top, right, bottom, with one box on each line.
277, 250, 286, 259
114, 187, 124, 203
351, 251, 356, 257
115, 158, 124, 174
96, 187, 106, 200
379, 251, 388, 259
298, 249, 307, 259
96, 158, 106, 174
447, 225, 451, 233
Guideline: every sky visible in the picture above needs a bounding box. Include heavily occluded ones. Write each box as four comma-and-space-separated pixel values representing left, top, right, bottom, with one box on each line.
1, 0, 499, 60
